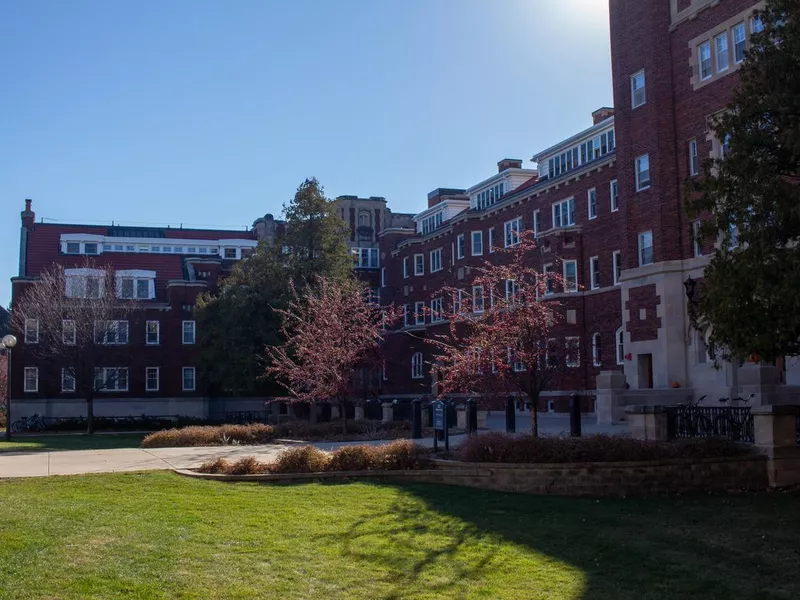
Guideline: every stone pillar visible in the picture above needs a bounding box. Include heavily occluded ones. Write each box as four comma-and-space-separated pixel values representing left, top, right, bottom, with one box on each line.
596, 370, 629, 425
753, 405, 800, 488
381, 402, 393, 423
477, 410, 488, 430
331, 405, 340, 420
354, 406, 365, 421
625, 405, 668, 441
456, 406, 467, 429
738, 364, 787, 407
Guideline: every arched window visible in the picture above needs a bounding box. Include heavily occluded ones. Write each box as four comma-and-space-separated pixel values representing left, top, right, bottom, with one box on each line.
592, 333, 602, 367
616, 327, 624, 365
411, 352, 424, 379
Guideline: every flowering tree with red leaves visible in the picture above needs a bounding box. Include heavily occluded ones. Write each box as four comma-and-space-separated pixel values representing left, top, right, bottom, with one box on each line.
0, 352, 7, 428
431, 232, 573, 436
266, 276, 399, 432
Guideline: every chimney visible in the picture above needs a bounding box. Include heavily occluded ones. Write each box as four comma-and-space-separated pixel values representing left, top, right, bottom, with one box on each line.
497, 158, 523, 173
427, 189, 443, 208
21, 198, 35, 229
592, 107, 614, 125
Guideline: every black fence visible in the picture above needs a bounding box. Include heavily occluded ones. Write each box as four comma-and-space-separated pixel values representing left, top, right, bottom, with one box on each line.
665, 405, 754, 443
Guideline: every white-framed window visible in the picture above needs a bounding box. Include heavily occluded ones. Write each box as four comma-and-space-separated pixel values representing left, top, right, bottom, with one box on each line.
693, 220, 702, 257
698, 41, 712, 80
587, 188, 597, 220
24, 367, 38, 392
353, 248, 379, 269
24, 318, 39, 344
630, 69, 646, 108
182, 321, 196, 344
613, 251, 622, 285
96, 367, 129, 392
182, 367, 196, 392
381, 267, 386, 288
118, 276, 154, 300
566, 337, 580, 367
488, 228, 495, 253
65, 269, 105, 299
84, 242, 99, 255
96, 320, 129, 345
430, 248, 443, 273
471, 231, 483, 256
689, 139, 699, 176
563, 260, 577, 292
430, 297, 444, 322
543, 263, 555, 295
552, 198, 575, 228
414, 253, 424, 276
62, 320, 76, 345
456, 234, 466, 259
145, 367, 160, 392
403, 257, 409, 279
508, 347, 525, 372
61, 368, 76, 393
639, 231, 654, 266
145, 320, 160, 345
505, 279, 518, 302
635, 154, 651, 191
733, 22, 746, 63
616, 327, 625, 365
533, 209, 541, 237
453, 289, 463, 314
224, 247, 237, 259
411, 352, 424, 379
592, 333, 602, 367
414, 301, 425, 326
590, 256, 600, 290
610, 180, 619, 212
504, 217, 522, 247
65, 241, 80, 254
715, 32, 729, 72
720, 133, 731, 159
403, 304, 411, 327
472, 285, 484, 313
751, 15, 764, 34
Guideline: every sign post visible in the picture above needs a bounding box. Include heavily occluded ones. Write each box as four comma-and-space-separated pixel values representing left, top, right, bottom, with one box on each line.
432, 400, 448, 453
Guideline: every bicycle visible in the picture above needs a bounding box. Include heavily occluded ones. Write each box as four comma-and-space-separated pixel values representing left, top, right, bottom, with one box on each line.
10, 413, 47, 433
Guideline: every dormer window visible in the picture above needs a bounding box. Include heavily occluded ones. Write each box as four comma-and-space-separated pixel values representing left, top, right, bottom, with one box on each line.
66, 242, 80, 254
224, 248, 237, 259
115, 270, 156, 300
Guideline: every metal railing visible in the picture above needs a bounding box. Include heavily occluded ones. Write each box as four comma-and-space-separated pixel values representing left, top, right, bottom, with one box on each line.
665, 405, 754, 443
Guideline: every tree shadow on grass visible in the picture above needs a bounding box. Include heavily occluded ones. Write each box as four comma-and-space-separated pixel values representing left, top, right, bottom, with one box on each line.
357, 481, 800, 600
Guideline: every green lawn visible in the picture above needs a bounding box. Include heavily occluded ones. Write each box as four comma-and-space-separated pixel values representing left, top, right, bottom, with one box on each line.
0, 474, 798, 600
0, 433, 145, 453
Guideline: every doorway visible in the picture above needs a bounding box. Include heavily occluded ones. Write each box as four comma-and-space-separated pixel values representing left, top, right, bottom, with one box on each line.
638, 354, 653, 389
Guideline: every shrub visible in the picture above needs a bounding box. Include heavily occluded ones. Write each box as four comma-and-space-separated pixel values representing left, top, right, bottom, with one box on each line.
196, 458, 231, 474
373, 440, 431, 470
270, 446, 331, 474
141, 423, 275, 448
228, 456, 270, 475
325, 445, 379, 471
457, 434, 753, 464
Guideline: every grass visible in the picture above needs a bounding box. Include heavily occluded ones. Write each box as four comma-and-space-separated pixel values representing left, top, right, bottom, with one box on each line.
0, 473, 798, 599
0, 433, 145, 453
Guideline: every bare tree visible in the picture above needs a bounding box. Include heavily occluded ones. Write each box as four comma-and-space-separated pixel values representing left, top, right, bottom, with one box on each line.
11, 260, 138, 434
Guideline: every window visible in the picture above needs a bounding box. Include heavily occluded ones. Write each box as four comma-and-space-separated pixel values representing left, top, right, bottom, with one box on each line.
240, 248, 252, 259
472, 286, 484, 313
488, 228, 495, 253
118, 276, 153, 300
65, 242, 80, 254
689, 139, 699, 176
404, 304, 411, 327
588, 188, 597, 219
733, 22, 746, 63
66, 273, 104, 299
420, 212, 444, 235
24, 367, 38, 392
590, 256, 600, 290
84, 242, 99, 255
353, 248, 379, 269
411, 353, 424, 379
403, 257, 409, 278
729, 223, 739, 249
415, 301, 425, 326
430, 297, 443, 322
152, 246, 161, 253
504, 218, 522, 247
715, 32, 729, 72
563, 260, 577, 292
616, 328, 625, 365
638, 231, 654, 266
453, 289, 463, 314
366, 287, 380, 308
720, 133, 731, 159
509, 347, 525, 372
566, 337, 580, 367
630, 70, 645, 108
62, 369, 75, 393
610, 180, 619, 212
543, 264, 555, 295
552, 198, 575, 228
533, 209, 541, 237
24, 318, 39, 344
182, 367, 196, 391
696, 329, 710, 364
414, 254, 424, 276
693, 220, 702, 257
146, 321, 160, 345
96, 367, 129, 392
471, 231, 483, 256
62, 320, 76, 345
182, 321, 196, 344
456, 234, 465, 259
698, 41, 712, 80
146, 367, 160, 392
97, 320, 129, 345
613, 251, 622, 285
751, 15, 764, 34
381, 267, 386, 288
505, 279, 518, 302
224, 248, 237, 259
430, 248, 442, 273
635, 154, 651, 191
592, 333, 602, 367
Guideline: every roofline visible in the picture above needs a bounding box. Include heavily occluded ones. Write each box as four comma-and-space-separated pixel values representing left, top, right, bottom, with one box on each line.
465, 168, 538, 195
530, 116, 615, 163
30, 221, 253, 235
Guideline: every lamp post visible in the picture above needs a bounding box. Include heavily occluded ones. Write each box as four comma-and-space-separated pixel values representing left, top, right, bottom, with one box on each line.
2, 334, 17, 442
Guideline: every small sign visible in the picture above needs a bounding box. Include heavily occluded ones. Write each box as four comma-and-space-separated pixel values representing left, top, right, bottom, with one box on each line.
432, 400, 445, 431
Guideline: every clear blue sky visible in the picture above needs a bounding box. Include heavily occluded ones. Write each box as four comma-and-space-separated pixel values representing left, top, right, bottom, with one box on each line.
0, 0, 612, 306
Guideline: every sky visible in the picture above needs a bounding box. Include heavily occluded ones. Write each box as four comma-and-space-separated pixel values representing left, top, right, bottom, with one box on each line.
0, 0, 612, 306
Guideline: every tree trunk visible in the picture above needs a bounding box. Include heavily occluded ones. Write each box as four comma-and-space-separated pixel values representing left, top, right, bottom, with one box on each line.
340, 399, 348, 435
86, 394, 95, 435
530, 390, 539, 437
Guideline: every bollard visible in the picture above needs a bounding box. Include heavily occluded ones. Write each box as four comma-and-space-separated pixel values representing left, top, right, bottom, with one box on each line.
506, 396, 516, 433
411, 398, 422, 439
570, 393, 582, 437
467, 398, 478, 434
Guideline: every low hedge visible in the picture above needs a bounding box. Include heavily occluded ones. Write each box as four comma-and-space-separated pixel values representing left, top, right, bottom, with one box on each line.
456, 433, 754, 464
